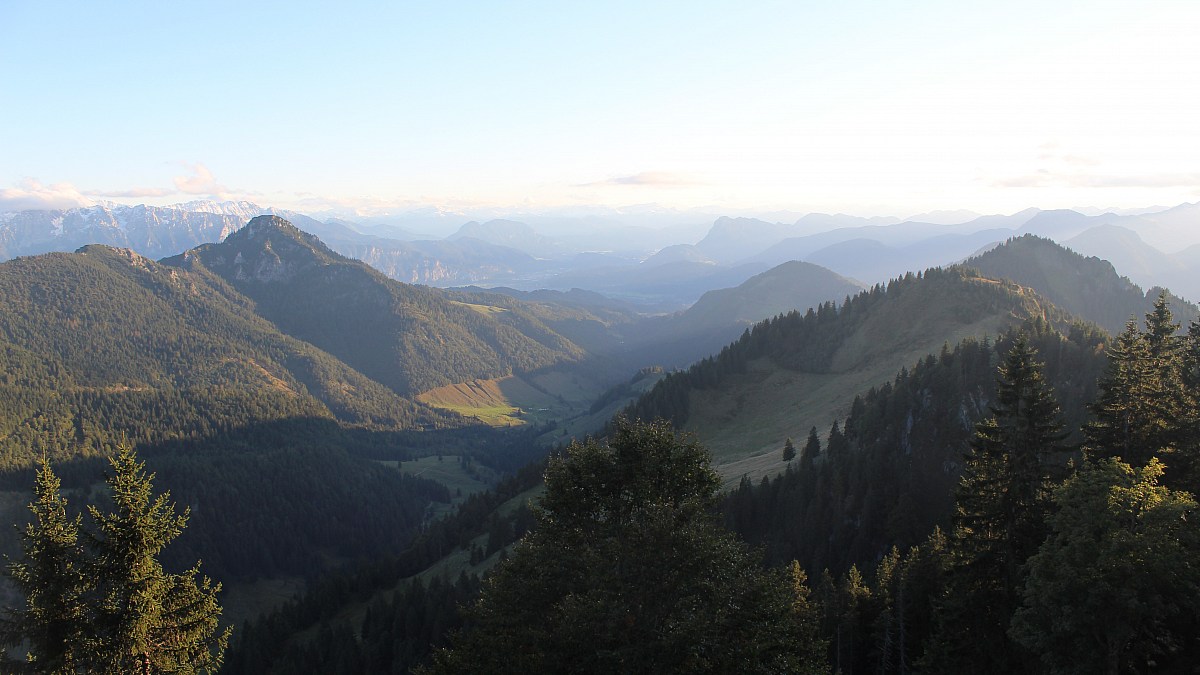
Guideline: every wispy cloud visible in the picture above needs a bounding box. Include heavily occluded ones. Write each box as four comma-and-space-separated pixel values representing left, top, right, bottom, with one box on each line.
996, 171, 1200, 189
576, 171, 702, 188
0, 179, 93, 211
173, 162, 231, 197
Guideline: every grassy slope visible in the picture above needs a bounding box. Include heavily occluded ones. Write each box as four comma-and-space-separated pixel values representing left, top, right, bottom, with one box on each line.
683, 276, 1056, 485
416, 368, 619, 431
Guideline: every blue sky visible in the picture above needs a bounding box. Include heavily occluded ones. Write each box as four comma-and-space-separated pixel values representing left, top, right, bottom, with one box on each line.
2, 1, 1198, 217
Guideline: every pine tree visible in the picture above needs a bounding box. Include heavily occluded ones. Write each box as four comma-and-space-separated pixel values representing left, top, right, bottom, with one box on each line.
1, 458, 90, 673
927, 335, 1067, 673
783, 437, 797, 462
88, 447, 230, 673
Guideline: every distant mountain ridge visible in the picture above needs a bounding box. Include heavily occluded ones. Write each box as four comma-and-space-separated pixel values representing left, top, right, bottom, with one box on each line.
5, 199, 1199, 312
967, 234, 1199, 334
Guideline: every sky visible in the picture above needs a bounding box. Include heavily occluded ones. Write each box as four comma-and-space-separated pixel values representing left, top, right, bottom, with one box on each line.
2, 0, 1198, 219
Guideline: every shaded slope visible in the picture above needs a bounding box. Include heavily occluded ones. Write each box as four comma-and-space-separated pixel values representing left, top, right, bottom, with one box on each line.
619, 260, 866, 370
967, 234, 1198, 334
0, 244, 452, 468
168, 215, 584, 396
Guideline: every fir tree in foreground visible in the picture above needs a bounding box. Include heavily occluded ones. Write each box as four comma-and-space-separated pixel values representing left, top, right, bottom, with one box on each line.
926, 335, 1068, 674
1086, 292, 1200, 492
1, 447, 229, 673
423, 418, 827, 674
0, 458, 89, 673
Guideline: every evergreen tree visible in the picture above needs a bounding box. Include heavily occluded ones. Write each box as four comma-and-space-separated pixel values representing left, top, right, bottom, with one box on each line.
927, 336, 1067, 673
1086, 296, 1199, 491
1180, 319, 1200, 490
88, 447, 230, 673
1, 458, 90, 673
802, 426, 820, 469
1086, 294, 1189, 468
2, 448, 229, 673
424, 418, 827, 674
783, 437, 797, 462
1085, 319, 1154, 465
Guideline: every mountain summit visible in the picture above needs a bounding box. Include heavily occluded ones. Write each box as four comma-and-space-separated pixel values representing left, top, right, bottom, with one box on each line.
185, 214, 338, 284
169, 216, 583, 395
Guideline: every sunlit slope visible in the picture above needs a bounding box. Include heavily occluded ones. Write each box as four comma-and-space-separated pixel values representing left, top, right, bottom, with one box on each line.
418, 376, 554, 426
626, 266, 1081, 482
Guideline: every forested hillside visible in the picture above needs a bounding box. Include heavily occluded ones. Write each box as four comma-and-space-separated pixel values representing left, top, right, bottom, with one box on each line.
0, 243, 456, 468
722, 296, 1200, 673
167, 216, 586, 396
968, 234, 1199, 334
723, 319, 1106, 576
625, 265, 1079, 473
0, 220, 623, 606
5, 217, 1199, 673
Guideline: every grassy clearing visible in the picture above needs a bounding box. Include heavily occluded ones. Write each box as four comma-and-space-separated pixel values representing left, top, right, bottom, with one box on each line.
418, 377, 539, 426
418, 371, 609, 429
539, 371, 666, 445
449, 300, 508, 316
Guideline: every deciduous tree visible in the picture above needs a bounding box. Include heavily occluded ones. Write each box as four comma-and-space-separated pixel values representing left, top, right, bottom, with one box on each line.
425, 418, 827, 674
1011, 458, 1200, 674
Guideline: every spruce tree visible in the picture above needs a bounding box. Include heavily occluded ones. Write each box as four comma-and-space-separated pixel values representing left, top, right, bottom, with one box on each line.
88, 446, 230, 673
927, 335, 1067, 673
1180, 319, 1200, 490
1140, 293, 1186, 456
4, 448, 229, 673
1087, 296, 1196, 488
1, 458, 90, 673
802, 426, 820, 469
783, 437, 797, 461
1086, 319, 1154, 464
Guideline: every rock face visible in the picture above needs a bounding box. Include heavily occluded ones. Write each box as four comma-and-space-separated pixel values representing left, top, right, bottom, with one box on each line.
0, 203, 545, 288
0, 203, 253, 260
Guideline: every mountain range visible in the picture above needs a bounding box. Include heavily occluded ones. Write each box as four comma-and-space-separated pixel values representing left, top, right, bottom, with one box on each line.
5, 203, 1200, 670
5, 200, 1199, 308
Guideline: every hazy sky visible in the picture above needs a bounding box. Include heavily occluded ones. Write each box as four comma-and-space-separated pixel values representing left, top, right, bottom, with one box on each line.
2, 1, 1198, 217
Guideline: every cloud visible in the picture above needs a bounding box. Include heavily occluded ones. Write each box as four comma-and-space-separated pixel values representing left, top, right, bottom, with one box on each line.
88, 186, 176, 198
0, 179, 93, 211
995, 171, 1200, 189
576, 171, 702, 188
173, 162, 230, 197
